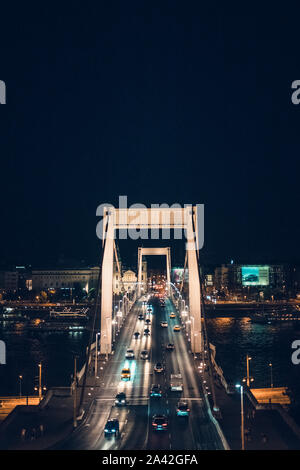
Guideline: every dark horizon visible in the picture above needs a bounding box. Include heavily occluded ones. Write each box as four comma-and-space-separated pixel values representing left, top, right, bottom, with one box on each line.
1, 3, 299, 267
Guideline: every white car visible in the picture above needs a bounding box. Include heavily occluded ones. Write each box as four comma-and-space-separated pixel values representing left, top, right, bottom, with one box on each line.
160, 321, 168, 328
125, 349, 135, 359
140, 350, 149, 360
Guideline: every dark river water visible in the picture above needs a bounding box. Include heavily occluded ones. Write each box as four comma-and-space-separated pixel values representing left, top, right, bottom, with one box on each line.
0, 326, 89, 396
0, 313, 299, 422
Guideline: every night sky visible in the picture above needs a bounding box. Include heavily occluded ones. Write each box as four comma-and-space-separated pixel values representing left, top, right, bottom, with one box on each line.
0, 3, 299, 268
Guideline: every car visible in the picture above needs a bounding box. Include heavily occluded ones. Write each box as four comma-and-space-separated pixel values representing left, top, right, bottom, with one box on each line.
125, 349, 135, 359
170, 312, 176, 319
154, 362, 164, 373
160, 321, 168, 328
170, 373, 183, 391
150, 384, 162, 398
121, 368, 131, 380
144, 328, 151, 336
133, 331, 140, 339
152, 414, 168, 431
166, 343, 175, 351
176, 401, 190, 417
104, 418, 120, 437
115, 392, 127, 406
140, 350, 149, 360
244, 274, 259, 283
173, 325, 181, 331
138, 314, 144, 320
145, 318, 151, 324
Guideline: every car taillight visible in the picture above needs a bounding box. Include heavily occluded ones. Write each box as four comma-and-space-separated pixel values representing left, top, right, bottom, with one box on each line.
153, 423, 157, 426
162, 423, 167, 426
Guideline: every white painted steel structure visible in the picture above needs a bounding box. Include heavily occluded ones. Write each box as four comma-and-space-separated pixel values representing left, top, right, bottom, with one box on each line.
100, 206, 202, 354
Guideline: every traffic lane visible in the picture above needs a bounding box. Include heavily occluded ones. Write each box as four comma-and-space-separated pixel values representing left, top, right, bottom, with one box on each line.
189, 399, 221, 450
116, 302, 153, 445
167, 397, 195, 450
159, 303, 197, 450
100, 298, 147, 391
145, 299, 171, 450
147, 393, 171, 451
167, 299, 223, 450
162, 299, 217, 449
60, 399, 113, 449
121, 404, 149, 449
94, 400, 130, 450
121, 300, 158, 450
106, 297, 153, 449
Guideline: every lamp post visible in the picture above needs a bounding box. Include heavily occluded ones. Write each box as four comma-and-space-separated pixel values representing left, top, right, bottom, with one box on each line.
112, 320, 117, 342
236, 384, 245, 450
269, 363, 273, 388
18, 375, 23, 397
38, 363, 42, 402
117, 309, 122, 332
190, 316, 196, 358
73, 356, 77, 428
95, 332, 100, 378
246, 354, 251, 387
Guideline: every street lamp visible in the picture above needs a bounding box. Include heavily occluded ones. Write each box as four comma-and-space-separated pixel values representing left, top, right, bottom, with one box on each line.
18, 375, 23, 397
269, 363, 273, 388
236, 384, 245, 450
95, 332, 100, 378
243, 354, 254, 388
73, 356, 77, 428
112, 320, 117, 342
38, 363, 42, 401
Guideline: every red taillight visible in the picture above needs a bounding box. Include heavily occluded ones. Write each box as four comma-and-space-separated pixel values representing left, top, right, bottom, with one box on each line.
153, 423, 157, 426
163, 423, 167, 426
187, 409, 190, 412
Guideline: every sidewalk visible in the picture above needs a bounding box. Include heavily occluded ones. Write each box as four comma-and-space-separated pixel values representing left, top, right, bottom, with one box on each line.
206, 368, 300, 450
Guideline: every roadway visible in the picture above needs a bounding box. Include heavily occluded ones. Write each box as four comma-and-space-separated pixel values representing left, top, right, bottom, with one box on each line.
59, 294, 223, 450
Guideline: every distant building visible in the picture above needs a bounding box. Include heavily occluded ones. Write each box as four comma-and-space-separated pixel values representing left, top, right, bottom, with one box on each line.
120, 261, 147, 294
214, 263, 289, 294
205, 274, 214, 287
122, 270, 137, 292
214, 265, 229, 291
0, 271, 19, 292
32, 267, 100, 293
32, 260, 147, 296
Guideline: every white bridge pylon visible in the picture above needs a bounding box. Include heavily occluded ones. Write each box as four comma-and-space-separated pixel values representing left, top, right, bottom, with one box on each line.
100, 206, 203, 354
137, 247, 171, 298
